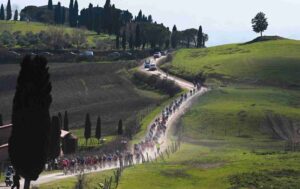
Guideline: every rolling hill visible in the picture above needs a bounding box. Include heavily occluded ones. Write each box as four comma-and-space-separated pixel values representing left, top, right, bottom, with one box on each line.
115, 38, 300, 189
0, 61, 166, 137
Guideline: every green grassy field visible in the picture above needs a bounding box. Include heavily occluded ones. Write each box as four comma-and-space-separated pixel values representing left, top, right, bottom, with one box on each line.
115, 38, 300, 188
0, 20, 115, 48
38, 169, 116, 189
36, 38, 300, 188
162, 39, 300, 87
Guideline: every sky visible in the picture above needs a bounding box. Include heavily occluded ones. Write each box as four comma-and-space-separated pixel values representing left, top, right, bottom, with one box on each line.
3, 0, 300, 46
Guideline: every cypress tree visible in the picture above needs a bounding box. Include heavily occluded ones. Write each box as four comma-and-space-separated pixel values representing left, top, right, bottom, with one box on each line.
0, 4, 4, 20
147, 15, 153, 23
0, 114, 3, 126
58, 112, 63, 129
6, 0, 12, 20
129, 33, 134, 50
48, 116, 61, 160
87, 3, 93, 30
9, 55, 52, 189
116, 33, 120, 49
68, 0, 74, 26
84, 113, 91, 145
61, 7, 65, 24
48, 0, 53, 10
117, 119, 123, 135
197, 26, 203, 48
122, 30, 126, 50
103, 0, 112, 33
95, 116, 101, 142
137, 10, 142, 22
63, 111, 69, 131
171, 25, 178, 49
135, 24, 141, 49
54, 2, 62, 24
73, 0, 78, 27
13, 10, 18, 21
94, 6, 101, 35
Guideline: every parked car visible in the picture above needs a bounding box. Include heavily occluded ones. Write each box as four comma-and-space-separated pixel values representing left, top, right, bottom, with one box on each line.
8, 51, 21, 57
153, 52, 161, 59
108, 52, 121, 59
39, 52, 54, 56
79, 50, 94, 57
149, 63, 157, 71
161, 51, 167, 56
144, 59, 151, 69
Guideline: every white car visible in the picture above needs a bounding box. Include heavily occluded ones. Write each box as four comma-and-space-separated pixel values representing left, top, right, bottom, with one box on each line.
80, 50, 94, 57
153, 52, 161, 59
149, 63, 157, 71
144, 59, 151, 68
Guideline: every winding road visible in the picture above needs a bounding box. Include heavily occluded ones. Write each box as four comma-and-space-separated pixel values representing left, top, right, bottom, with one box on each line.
1, 56, 208, 188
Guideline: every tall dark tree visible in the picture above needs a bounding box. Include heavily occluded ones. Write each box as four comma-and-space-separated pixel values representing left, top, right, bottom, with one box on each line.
54, 2, 62, 24
117, 119, 123, 135
63, 111, 69, 131
48, 116, 61, 160
84, 113, 91, 144
129, 33, 134, 50
116, 33, 120, 49
136, 10, 142, 22
94, 6, 101, 35
68, 0, 74, 26
135, 24, 141, 49
6, 0, 12, 20
103, 0, 112, 33
48, 0, 53, 10
73, 0, 78, 27
9, 55, 52, 189
197, 26, 203, 48
58, 112, 63, 129
61, 7, 66, 24
147, 15, 153, 23
252, 12, 268, 37
95, 116, 101, 142
122, 30, 126, 50
0, 4, 4, 20
87, 3, 94, 30
13, 10, 18, 21
171, 25, 178, 49
0, 114, 3, 126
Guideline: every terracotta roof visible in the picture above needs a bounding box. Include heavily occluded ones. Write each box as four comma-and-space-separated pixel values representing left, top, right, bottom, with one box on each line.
0, 124, 12, 129
0, 143, 8, 149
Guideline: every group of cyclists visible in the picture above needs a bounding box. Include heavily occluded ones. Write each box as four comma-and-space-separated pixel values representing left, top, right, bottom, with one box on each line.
4, 84, 202, 185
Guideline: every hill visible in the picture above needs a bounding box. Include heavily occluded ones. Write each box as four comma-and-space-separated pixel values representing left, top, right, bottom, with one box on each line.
0, 61, 166, 138
162, 39, 300, 88
0, 20, 115, 48
114, 39, 300, 188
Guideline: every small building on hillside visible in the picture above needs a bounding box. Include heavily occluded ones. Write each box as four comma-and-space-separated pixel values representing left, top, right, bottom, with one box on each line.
0, 125, 78, 162
0, 125, 12, 162
61, 130, 78, 155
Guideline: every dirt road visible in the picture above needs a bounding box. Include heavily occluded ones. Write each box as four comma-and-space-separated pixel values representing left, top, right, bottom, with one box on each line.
1, 56, 208, 188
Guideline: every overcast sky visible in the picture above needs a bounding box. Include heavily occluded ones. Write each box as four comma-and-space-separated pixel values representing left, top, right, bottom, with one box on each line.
3, 0, 300, 46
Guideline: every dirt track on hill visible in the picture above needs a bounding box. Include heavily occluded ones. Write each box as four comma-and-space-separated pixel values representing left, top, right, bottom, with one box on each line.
1, 56, 208, 188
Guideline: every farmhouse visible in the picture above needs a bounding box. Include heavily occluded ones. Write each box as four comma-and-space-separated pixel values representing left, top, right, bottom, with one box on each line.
0, 124, 12, 162
0, 124, 78, 162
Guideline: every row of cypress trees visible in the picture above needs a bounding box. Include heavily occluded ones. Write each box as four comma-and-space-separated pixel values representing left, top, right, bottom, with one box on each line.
83, 113, 123, 145
0, 0, 12, 20
171, 25, 207, 49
